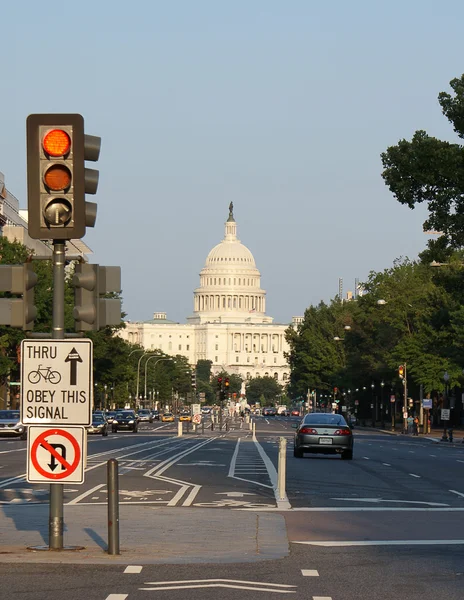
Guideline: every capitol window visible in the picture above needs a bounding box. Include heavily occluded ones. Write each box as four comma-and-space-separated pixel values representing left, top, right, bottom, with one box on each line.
215, 356, 218, 362
236, 357, 239, 362
186, 345, 190, 350
274, 372, 279, 380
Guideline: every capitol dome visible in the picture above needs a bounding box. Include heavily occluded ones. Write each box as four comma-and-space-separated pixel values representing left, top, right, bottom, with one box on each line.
189, 204, 273, 324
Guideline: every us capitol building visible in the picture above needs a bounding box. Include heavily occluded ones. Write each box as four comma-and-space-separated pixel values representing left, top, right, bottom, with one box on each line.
119, 204, 294, 384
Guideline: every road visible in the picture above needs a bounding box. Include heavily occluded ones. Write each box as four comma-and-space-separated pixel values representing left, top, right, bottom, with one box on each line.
0, 415, 464, 600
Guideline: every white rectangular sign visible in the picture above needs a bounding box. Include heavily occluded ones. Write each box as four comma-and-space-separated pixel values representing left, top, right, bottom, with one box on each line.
27, 425, 85, 484
441, 408, 450, 420
20, 339, 93, 426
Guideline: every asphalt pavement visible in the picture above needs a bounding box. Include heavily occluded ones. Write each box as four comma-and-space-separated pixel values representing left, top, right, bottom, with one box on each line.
1, 416, 464, 600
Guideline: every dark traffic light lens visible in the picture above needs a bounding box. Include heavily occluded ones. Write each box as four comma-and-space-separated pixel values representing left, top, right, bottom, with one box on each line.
43, 199, 72, 226
43, 165, 72, 191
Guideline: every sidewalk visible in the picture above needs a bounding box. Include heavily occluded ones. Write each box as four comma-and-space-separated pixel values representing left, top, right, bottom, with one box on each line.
0, 504, 289, 565
371, 426, 464, 444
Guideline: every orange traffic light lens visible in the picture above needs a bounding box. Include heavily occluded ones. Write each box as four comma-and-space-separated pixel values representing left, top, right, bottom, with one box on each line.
43, 129, 71, 157
43, 165, 72, 191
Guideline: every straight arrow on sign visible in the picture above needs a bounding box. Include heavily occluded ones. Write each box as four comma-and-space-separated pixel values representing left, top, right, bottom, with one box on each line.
65, 348, 83, 385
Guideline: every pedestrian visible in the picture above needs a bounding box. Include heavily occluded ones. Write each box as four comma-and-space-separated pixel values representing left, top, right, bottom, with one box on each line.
413, 416, 419, 436
448, 426, 454, 443
407, 415, 414, 434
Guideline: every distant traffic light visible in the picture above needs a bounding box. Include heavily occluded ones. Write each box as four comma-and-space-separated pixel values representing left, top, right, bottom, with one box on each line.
398, 365, 405, 379
217, 376, 223, 390
224, 378, 230, 389
73, 264, 121, 331
26, 113, 101, 240
0, 264, 38, 330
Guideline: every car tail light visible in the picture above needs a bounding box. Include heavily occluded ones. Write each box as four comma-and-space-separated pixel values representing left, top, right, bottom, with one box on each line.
334, 428, 351, 435
299, 426, 317, 434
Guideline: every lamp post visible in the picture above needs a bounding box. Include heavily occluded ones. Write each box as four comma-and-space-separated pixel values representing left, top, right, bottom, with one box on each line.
371, 382, 375, 427
104, 384, 107, 411
442, 371, 450, 441
144, 357, 173, 402
391, 390, 396, 431
135, 352, 157, 402
380, 380, 385, 428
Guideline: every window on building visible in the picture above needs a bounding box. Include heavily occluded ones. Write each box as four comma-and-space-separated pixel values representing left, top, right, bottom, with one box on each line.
215, 356, 218, 362
265, 372, 269, 376
283, 373, 288, 381
186, 345, 190, 350
274, 357, 277, 364
236, 356, 239, 362
274, 372, 278, 380
246, 372, 251, 379
215, 344, 218, 350
247, 357, 250, 363
178, 345, 181, 350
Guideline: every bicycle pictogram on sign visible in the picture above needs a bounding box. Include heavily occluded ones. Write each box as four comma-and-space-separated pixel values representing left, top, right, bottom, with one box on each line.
28, 364, 61, 384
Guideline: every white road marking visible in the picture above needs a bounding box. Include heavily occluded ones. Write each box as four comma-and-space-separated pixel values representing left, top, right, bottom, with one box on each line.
430, 455, 437, 457
140, 579, 296, 593
313, 597, 332, 600
330, 498, 447, 506
362, 457, 370, 460
124, 566, 142, 573
409, 474, 421, 478
382, 463, 391, 466
295, 540, 464, 546
67, 484, 106, 505
0, 448, 26, 455
301, 570, 319, 576
216, 492, 256, 497
457, 460, 464, 464
0, 474, 27, 489
106, 596, 128, 600
449, 489, 464, 498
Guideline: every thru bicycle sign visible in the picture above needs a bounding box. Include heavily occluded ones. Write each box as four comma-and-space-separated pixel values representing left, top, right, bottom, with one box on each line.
20, 339, 93, 426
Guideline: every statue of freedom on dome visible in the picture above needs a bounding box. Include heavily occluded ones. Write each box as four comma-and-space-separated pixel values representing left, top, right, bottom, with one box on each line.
228, 201, 234, 219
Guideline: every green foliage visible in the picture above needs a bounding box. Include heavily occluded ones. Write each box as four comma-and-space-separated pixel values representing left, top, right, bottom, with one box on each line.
245, 375, 281, 405
196, 359, 212, 382
381, 75, 464, 247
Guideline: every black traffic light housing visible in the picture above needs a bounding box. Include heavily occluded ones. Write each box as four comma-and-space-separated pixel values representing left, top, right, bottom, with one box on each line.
26, 113, 100, 240
73, 264, 121, 331
0, 264, 38, 330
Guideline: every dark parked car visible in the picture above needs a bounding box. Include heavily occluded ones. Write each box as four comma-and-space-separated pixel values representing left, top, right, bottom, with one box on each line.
293, 413, 353, 460
112, 411, 138, 433
87, 413, 109, 436
0, 410, 27, 439
151, 410, 160, 421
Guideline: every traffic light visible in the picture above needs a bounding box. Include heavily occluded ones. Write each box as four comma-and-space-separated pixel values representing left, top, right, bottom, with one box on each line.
73, 264, 121, 331
217, 376, 223, 391
224, 378, 230, 390
0, 264, 38, 330
398, 365, 405, 379
191, 371, 197, 389
26, 113, 101, 240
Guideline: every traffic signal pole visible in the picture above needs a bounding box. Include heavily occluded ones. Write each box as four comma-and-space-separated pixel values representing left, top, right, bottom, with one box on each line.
403, 363, 408, 435
49, 241, 65, 550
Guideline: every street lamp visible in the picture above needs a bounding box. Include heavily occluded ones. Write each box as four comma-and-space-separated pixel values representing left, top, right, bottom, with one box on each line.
380, 380, 385, 428
144, 357, 173, 404
135, 352, 157, 401
442, 371, 450, 441
371, 382, 375, 427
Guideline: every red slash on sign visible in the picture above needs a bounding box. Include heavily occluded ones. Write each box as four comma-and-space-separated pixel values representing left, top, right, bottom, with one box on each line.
30, 429, 81, 480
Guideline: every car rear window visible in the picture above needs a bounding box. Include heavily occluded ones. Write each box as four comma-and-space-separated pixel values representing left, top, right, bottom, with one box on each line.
0, 411, 19, 419
303, 414, 347, 426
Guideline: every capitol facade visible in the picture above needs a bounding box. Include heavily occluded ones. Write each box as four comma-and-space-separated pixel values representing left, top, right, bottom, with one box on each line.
118, 204, 292, 384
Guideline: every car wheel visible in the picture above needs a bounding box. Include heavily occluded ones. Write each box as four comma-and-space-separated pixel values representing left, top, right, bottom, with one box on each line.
133, 427, 138, 433
293, 446, 303, 458
20, 431, 27, 441
341, 450, 353, 460
112, 427, 118, 433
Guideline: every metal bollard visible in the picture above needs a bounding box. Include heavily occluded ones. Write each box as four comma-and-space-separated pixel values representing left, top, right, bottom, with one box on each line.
277, 437, 287, 501
252, 421, 256, 440
178, 421, 183, 437
107, 459, 120, 555
202, 421, 205, 434
193, 423, 196, 433
249, 418, 253, 431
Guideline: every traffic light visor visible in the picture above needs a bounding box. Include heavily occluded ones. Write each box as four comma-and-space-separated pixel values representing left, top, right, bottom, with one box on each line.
43, 129, 71, 157
43, 165, 71, 191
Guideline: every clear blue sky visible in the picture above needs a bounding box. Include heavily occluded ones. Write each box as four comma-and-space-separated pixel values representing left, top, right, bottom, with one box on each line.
1, 1, 463, 323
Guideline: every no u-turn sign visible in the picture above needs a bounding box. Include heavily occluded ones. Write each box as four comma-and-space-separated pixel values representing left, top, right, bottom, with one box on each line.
27, 426, 85, 483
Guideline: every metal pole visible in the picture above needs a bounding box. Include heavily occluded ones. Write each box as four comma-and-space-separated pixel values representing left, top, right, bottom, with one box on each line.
403, 363, 408, 434
277, 437, 287, 501
178, 421, 183, 437
49, 241, 65, 550
107, 459, 120, 555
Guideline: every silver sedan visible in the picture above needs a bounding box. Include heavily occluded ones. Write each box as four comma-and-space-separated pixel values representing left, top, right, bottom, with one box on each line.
293, 413, 353, 460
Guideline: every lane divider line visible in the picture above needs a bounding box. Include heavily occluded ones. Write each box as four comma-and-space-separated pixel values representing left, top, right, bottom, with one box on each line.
301, 570, 319, 576
124, 566, 142, 573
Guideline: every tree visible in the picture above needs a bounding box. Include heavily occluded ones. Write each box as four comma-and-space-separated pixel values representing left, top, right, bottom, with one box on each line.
196, 359, 212, 383
245, 376, 282, 405
381, 75, 464, 248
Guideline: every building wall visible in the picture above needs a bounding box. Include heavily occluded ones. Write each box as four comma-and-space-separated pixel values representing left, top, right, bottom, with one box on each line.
119, 318, 290, 383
